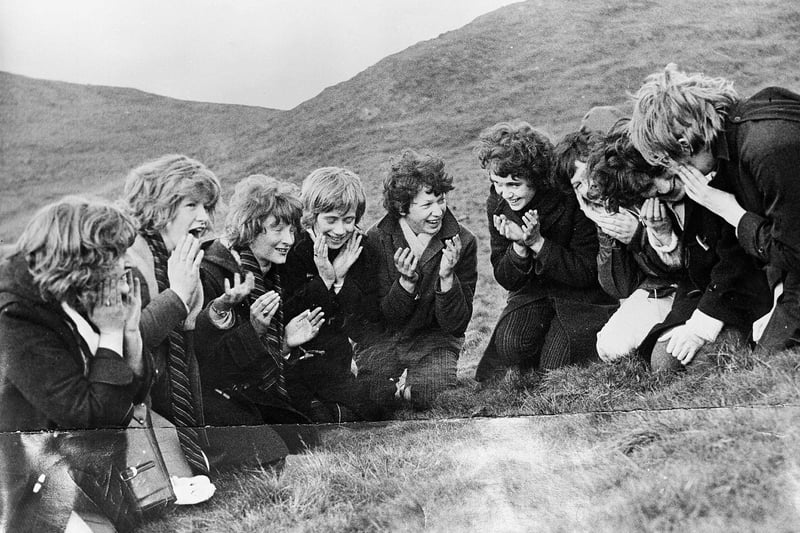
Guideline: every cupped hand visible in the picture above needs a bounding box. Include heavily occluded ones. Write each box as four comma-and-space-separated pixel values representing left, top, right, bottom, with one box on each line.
439, 234, 462, 280
393, 247, 419, 282
90, 277, 127, 334
332, 232, 364, 283
250, 290, 280, 337
167, 235, 204, 305
594, 210, 639, 245
312, 232, 337, 287
675, 164, 741, 224
639, 198, 675, 248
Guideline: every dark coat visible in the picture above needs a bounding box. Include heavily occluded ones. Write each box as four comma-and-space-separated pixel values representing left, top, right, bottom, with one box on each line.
280, 231, 386, 421
476, 186, 615, 380
713, 86, 800, 348
0, 253, 151, 432
0, 253, 152, 532
195, 240, 290, 393
195, 240, 316, 452
487, 186, 611, 307
283, 230, 380, 367
598, 202, 771, 358
365, 208, 478, 361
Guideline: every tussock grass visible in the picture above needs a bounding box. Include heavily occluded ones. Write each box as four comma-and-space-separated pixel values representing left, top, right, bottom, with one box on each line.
142, 407, 800, 532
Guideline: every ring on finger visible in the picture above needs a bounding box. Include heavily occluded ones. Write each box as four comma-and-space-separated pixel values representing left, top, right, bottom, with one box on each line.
105, 298, 111, 306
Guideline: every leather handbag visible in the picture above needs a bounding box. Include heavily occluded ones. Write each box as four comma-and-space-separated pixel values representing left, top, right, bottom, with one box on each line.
124, 403, 177, 515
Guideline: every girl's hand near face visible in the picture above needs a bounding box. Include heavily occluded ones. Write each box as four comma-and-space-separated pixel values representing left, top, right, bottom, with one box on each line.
675, 164, 746, 228
641, 198, 674, 246
122, 272, 145, 376
332, 232, 364, 284
593, 210, 639, 245
167, 234, 204, 305
312, 232, 337, 289
91, 277, 127, 335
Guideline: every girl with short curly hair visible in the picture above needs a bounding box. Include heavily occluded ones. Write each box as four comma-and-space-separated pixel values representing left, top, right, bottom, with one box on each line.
473, 120, 613, 383
359, 149, 478, 410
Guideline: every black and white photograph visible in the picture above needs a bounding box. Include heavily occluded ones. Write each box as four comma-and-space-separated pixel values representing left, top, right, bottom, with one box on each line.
1, 0, 799, 531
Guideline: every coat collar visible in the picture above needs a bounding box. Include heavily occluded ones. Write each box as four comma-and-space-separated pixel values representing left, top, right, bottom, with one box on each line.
202, 238, 241, 274
0, 252, 46, 305
376, 208, 461, 267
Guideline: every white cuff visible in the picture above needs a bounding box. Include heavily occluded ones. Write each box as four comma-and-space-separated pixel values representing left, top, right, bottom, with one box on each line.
684, 309, 724, 342
98, 331, 125, 357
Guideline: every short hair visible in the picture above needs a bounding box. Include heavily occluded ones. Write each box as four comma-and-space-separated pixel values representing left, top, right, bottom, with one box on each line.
587, 121, 665, 211
629, 63, 738, 166
122, 154, 221, 235
474, 120, 555, 189
382, 149, 454, 219
15, 195, 136, 308
224, 174, 302, 248
300, 167, 366, 229
552, 130, 602, 191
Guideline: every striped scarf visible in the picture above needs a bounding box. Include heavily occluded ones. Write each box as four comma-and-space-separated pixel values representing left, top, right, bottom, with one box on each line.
144, 232, 209, 475
234, 245, 289, 400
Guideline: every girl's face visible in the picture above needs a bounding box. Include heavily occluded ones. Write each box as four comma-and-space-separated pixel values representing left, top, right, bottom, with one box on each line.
251, 215, 295, 270
490, 173, 536, 211
403, 187, 446, 236
313, 209, 357, 250
162, 197, 211, 250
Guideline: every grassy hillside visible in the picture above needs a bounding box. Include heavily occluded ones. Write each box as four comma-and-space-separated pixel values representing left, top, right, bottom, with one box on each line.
3, 0, 799, 238
2, 0, 798, 384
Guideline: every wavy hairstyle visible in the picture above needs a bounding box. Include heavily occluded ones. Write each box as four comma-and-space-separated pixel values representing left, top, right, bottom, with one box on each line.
224, 174, 302, 249
382, 149, 454, 219
300, 167, 366, 229
15, 195, 136, 308
587, 121, 665, 211
122, 154, 221, 235
629, 63, 738, 167
474, 120, 555, 189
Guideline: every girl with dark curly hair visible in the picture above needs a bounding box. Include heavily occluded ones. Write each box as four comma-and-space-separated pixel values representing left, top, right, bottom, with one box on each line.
474, 120, 613, 383
361, 149, 478, 410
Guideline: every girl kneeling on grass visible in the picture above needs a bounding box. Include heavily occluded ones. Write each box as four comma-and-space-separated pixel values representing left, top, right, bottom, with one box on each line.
359, 149, 478, 410
282, 167, 387, 422
473, 120, 614, 384
194, 174, 323, 452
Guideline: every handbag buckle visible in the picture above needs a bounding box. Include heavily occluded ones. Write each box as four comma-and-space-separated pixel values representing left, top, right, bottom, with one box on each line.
120, 460, 155, 481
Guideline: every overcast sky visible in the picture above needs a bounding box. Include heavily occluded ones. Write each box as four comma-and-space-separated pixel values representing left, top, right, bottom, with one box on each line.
0, 0, 520, 110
